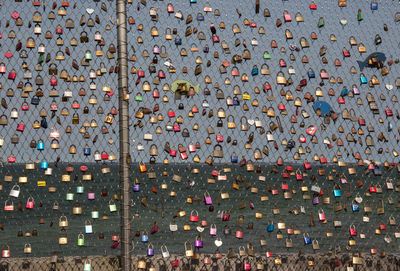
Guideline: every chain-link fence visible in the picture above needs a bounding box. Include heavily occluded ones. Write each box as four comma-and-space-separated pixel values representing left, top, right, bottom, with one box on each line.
1, 0, 400, 269
1, 253, 400, 270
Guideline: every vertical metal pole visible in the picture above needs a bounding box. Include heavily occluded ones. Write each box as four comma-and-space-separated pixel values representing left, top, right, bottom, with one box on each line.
116, 0, 130, 270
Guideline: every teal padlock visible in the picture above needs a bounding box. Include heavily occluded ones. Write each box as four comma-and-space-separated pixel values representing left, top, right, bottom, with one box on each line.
84, 260, 91, 271
76, 184, 84, 194
77, 233, 85, 246
109, 200, 117, 212
85, 50, 92, 61
91, 209, 99, 219
66, 191, 74, 201
41, 161, 48, 169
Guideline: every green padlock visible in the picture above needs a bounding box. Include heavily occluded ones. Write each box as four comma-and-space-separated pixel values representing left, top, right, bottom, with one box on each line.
66, 191, 74, 201
91, 209, 99, 219
85, 50, 92, 61
135, 93, 143, 102
76, 184, 84, 194
109, 200, 117, 212
77, 233, 85, 246
318, 17, 325, 27
357, 10, 364, 21
37, 54, 45, 64
263, 52, 271, 59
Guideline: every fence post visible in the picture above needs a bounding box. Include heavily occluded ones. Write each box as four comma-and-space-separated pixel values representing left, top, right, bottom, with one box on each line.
116, 0, 130, 270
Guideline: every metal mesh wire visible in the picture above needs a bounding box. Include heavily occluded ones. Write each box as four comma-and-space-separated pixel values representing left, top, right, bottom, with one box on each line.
0, 0, 400, 267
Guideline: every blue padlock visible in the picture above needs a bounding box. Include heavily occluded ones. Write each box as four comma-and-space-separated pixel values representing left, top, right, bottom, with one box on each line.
371, 1, 378, 10
308, 70, 315, 78
251, 66, 259, 76
41, 161, 48, 169
231, 154, 238, 163
174, 37, 182, 46
133, 184, 140, 192
267, 222, 274, 232
233, 97, 240, 106
37, 141, 44, 150
334, 189, 341, 197
190, 0, 197, 3
197, 13, 204, 21
352, 203, 359, 212
31, 96, 40, 105
141, 232, 149, 243
84, 146, 91, 156
304, 234, 312, 245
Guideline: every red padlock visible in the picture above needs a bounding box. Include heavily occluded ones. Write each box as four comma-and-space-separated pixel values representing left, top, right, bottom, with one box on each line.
101, 152, 109, 160
17, 122, 25, 132
282, 172, 289, 178
349, 225, 357, 236
26, 197, 34, 209
173, 123, 180, 132
8, 156, 16, 163
168, 109, 175, 118
296, 170, 303, 181
21, 102, 29, 111
216, 135, 223, 142
180, 152, 188, 160
170, 148, 177, 157
281, 182, 289, 190
189, 210, 199, 222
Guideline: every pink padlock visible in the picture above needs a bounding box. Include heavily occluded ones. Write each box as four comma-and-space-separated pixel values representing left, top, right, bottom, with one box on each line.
1, 245, 10, 258
236, 228, 244, 239
209, 224, 217, 236
216, 134, 223, 142
244, 262, 251, 270
88, 192, 95, 200
188, 143, 196, 153
153, 45, 160, 54
204, 191, 212, 205
0, 63, 6, 73
318, 209, 326, 221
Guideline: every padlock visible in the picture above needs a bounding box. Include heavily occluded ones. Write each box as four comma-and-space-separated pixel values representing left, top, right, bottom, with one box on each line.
77, 233, 85, 246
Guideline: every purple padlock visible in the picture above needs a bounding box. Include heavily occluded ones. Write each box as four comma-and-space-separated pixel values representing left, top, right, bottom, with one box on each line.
204, 191, 212, 205
312, 197, 319, 205
133, 184, 140, 192
147, 244, 154, 256
195, 237, 203, 248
